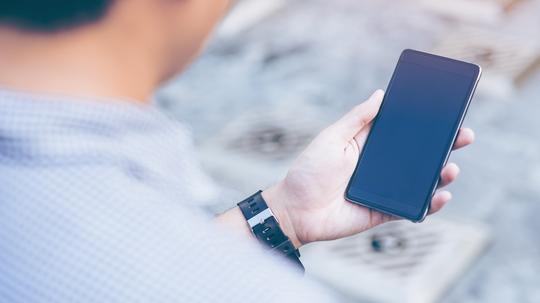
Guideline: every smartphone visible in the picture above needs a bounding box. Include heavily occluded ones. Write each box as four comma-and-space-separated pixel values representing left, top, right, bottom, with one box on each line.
345, 49, 481, 222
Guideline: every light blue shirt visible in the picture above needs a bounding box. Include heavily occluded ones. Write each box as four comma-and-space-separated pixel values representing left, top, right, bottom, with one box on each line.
0, 89, 334, 303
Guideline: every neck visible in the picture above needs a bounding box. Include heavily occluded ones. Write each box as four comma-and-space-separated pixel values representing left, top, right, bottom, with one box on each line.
0, 25, 163, 103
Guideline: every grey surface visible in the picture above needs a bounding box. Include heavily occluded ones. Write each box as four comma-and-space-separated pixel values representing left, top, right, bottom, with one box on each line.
157, 0, 540, 301
441, 70, 540, 303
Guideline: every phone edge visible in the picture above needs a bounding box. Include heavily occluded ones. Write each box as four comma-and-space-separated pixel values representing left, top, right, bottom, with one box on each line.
345, 50, 482, 223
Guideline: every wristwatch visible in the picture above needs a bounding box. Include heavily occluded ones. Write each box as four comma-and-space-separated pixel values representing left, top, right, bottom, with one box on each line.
237, 190, 304, 272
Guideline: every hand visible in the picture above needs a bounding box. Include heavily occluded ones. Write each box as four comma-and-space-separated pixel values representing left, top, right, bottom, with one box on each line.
263, 90, 475, 248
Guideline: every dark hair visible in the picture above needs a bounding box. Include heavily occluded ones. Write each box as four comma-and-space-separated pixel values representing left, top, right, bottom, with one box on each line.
0, 0, 114, 32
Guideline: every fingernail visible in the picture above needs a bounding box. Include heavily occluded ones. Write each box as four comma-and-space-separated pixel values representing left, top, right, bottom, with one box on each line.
369, 89, 385, 101
373, 89, 384, 97
445, 191, 453, 200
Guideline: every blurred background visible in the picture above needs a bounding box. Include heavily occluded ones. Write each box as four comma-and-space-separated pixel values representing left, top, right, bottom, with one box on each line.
156, 0, 540, 302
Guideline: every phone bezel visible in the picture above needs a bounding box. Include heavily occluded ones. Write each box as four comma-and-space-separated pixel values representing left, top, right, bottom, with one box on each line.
345, 49, 482, 222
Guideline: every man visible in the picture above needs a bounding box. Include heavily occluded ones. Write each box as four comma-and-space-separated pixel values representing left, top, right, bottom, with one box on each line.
0, 1, 474, 302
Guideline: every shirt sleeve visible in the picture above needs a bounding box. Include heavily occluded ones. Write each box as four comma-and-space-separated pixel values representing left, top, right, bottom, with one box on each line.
0, 164, 337, 303
0, 94, 338, 303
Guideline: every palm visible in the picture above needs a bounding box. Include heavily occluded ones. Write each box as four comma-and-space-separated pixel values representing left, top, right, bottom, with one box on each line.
264, 90, 474, 247
281, 123, 392, 245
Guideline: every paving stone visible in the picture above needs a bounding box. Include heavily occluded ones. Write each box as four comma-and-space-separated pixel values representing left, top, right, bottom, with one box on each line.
156, 0, 540, 301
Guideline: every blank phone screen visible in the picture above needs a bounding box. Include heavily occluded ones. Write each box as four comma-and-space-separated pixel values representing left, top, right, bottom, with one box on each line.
347, 52, 478, 220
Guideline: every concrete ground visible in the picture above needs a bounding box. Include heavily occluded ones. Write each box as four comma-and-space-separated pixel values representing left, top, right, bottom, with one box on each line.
157, 0, 540, 301
440, 68, 540, 303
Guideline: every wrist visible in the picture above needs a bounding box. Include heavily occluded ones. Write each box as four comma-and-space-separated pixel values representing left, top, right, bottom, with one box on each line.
262, 182, 302, 249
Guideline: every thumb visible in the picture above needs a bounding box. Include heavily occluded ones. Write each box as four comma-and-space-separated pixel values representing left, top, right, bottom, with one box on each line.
331, 89, 384, 141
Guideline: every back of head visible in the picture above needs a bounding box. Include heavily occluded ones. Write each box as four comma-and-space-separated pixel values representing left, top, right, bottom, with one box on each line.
0, 0, 113, 32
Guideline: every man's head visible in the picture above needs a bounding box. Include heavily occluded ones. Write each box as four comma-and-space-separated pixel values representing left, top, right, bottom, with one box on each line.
0, 1, 114, 32
0, 0, 231, 95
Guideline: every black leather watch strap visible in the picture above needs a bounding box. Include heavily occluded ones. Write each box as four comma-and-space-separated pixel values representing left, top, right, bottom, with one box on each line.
238, 191, 304, 272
